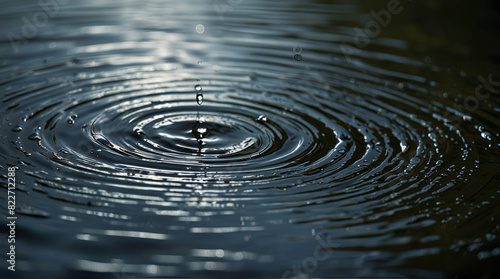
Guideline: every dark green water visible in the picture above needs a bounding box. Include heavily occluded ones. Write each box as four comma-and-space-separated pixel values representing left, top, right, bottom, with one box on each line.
1, 0, 499, 278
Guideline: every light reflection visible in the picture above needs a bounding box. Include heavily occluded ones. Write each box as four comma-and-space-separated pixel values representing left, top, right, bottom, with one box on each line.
76, 234, 98, 241
59, 215, 80, 222
84, 229, 169, 240
178, 216, 202, 222
76, 259, 176, 275
190, 226, 264, 233
62, 206, 130, 220
152, 209, 190, 216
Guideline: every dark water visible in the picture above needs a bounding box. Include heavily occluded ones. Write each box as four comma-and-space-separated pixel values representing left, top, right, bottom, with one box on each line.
1, 0, 500, 278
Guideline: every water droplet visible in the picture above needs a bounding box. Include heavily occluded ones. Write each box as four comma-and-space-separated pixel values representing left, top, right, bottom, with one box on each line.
196, 93, 203, 105
195, 84, 202, 92
134, 128, 145, 136
12, 126, 22, 132
256, 115, 267, 122
28, 133, 41, 141
481, 131, 492, 141
195, 24, 205, 34
293, 46, 302, 54
67, 114, 78, 124
463, 115, 472, 121
294, 54, 302, 61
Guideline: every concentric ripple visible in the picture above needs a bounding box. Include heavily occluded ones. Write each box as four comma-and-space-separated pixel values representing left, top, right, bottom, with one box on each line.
1, 0, 500, 278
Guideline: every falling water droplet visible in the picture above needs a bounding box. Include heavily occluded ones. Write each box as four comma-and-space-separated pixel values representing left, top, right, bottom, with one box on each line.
294, 54, 302, 61
194, 83, 207, 147
195, 84, 203, 105
12, 126, 22, 132
196, 93, 203, 105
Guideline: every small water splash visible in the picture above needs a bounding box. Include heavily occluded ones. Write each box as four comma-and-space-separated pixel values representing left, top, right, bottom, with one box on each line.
192, 117, 208, 146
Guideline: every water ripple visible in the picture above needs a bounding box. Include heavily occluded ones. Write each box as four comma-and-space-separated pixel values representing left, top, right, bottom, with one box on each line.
1, 0, 499, 278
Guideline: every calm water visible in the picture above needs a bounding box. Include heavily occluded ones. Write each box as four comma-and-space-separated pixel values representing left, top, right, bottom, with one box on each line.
1, 0, 500, 278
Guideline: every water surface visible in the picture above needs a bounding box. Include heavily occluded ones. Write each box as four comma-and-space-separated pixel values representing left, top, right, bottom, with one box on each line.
1, 0, 500, 278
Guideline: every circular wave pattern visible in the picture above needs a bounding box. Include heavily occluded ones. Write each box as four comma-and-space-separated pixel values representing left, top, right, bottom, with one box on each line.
1, 0, 499, 278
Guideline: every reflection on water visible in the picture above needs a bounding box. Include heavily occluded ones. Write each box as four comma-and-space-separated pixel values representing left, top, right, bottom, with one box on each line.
0, 0, 499, 278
